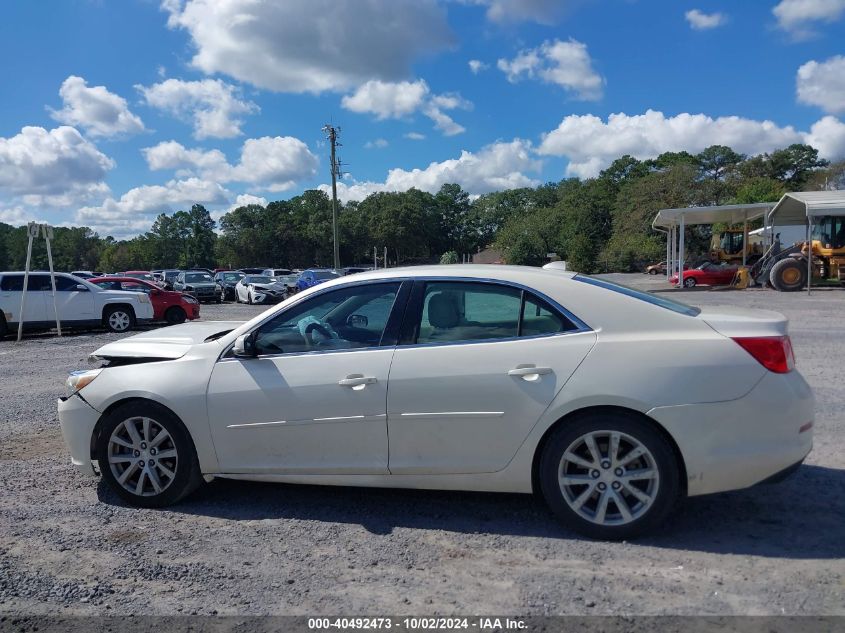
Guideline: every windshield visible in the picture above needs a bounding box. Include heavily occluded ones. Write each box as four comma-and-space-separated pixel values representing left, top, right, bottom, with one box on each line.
574, 275, 701, 317
222, 272, 244, 281
185, 273, 212, 282
246, 276, 274, 284
314, 270, 340, 280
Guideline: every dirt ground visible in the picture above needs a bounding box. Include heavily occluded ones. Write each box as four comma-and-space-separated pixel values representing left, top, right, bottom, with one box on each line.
1, 274, 843, 616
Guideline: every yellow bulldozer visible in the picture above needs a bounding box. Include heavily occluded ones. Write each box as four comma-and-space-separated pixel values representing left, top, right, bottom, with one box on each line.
709, 228, 765, 264
751, 216, 845, 291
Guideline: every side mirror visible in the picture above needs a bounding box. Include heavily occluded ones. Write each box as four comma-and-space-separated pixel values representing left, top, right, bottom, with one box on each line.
75, 284, 89, 291
347, 314, 368, 328
233, 333, 257, 358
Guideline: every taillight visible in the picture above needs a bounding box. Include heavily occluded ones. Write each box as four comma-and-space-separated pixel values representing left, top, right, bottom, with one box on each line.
732, 336, 795, 373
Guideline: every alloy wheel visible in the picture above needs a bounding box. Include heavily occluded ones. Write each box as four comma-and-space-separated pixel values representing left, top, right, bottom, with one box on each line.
109, 311, 131, 331
107, 416, 179, 496
558, 430, 660, 526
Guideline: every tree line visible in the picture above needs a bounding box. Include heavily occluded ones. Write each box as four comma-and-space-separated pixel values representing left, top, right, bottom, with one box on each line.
0, 143, 841, 274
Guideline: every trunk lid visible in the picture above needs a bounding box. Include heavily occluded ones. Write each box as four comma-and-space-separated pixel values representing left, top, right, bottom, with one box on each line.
90, 321, 242, 361
697, 306, 789, 338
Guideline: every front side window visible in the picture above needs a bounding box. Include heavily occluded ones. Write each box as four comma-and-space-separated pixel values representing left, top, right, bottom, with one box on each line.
253, 282, 401, 355
414, 282, 576, 345
54, 276, 82, 291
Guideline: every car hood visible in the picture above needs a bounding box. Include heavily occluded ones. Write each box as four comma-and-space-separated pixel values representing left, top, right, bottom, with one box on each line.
184, 282, 216, 288
89, 321, 243, 361
698, 306, 788, 338
251, 283, 284, 291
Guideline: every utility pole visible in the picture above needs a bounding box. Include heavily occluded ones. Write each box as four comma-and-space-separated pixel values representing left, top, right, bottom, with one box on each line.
322, 124, 342, 271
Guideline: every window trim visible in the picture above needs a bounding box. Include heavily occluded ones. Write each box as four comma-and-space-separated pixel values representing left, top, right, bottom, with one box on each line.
398, 277, 591, 349
220, 279, 412, 361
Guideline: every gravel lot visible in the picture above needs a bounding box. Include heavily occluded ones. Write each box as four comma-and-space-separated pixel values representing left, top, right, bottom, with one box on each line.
1, 275, 843, 616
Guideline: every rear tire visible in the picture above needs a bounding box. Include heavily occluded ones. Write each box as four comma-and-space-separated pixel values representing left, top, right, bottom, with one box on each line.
0, 313, 7, 339
104, 306, 135, 333
648, 269, 657, 275
770, 258, 807, 292
96, 401, 202, 508
165, 306, 187, 325
539, 412, 681, 540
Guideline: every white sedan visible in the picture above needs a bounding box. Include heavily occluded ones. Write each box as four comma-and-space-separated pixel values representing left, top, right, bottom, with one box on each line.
57, 265, 813, 539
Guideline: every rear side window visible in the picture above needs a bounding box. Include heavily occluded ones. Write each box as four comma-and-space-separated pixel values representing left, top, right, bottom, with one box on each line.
414, 281, 578, 345
1, 275, 23, 291
574, 275, 701, 316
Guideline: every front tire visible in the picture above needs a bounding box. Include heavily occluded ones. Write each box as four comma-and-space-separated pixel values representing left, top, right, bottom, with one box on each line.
0, 313, 7, 339
165, 306, 187, 325
104, 306, 136, 333
770, 258, 807, 292
539, 412, 681, 540
682, 277, 696, 288
96, 402, 202, 508
247, 292, 253, 305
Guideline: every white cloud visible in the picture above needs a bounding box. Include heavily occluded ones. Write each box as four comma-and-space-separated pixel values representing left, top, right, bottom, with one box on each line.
470, 0, 569, 24
319, 139, 541, 201
404, 132, 426, 140
136, 78, 258, 139
805, 116, 845, 160
227, 193, 268, 211
773, 0, 845, 38
341, 79, 471, 136
797, 56, 845, 114
76, 177, 231, 236
364, 138, 389, 149
468, 59, 489, 74
161, 0, 454, 94
685, 9, 727, 30
0, 205, 43, 226
342, 80, 429, 119
49, 75, 145, 138
143, 136, 319, 192
0, 126, 114, 203
498, 39, 604, 101
538, 110, 813, 178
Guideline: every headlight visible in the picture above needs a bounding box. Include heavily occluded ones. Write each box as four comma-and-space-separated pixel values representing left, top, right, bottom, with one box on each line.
183, 295, 199, 304
66, 369, 102, 397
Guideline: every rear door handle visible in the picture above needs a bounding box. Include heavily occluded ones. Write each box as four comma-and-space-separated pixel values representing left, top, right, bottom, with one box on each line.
508, 365, 553, 380
338, 374, 377, 388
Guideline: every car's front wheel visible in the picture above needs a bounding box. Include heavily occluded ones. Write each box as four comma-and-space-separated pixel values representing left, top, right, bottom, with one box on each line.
539, 412, 681, 540
96, 402, 202, 508
683, 277, 697, 288
165, 306, 187, 325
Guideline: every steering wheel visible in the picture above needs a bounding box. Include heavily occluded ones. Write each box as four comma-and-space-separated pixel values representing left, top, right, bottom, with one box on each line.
303, 321, 334, 348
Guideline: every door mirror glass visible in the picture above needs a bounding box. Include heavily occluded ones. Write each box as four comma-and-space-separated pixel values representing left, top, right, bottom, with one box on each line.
233, 333, 257, 358
347, 314, 368, 328
75, 284, 88, 291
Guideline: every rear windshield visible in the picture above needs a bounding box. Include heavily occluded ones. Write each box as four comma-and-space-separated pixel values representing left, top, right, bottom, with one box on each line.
574, 275, 701, 317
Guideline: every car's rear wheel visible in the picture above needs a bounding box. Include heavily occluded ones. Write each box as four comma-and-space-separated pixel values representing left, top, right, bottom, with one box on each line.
0, 313, 8, 339
648, 269, 657, 275
165, 306, 187, 325
96, 402, 202, 508
539, 412, 681, 540
104, 306, 135, 333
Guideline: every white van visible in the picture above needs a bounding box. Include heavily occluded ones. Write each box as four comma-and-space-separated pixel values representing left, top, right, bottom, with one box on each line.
0, 272, 155, 338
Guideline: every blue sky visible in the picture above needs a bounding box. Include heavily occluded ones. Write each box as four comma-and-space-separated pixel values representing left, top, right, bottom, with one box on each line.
1, 0, 843, 237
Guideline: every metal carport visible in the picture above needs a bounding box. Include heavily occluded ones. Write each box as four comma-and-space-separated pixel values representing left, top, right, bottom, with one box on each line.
767, 190, 845, 294
652, 203, 773, 286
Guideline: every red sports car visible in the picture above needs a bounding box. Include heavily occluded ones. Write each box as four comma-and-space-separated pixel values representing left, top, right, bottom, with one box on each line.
669, 262, 738, 288
90, 277, 200, 324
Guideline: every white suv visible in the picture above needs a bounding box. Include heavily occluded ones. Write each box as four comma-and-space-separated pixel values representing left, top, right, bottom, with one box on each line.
0, 272, 154, 337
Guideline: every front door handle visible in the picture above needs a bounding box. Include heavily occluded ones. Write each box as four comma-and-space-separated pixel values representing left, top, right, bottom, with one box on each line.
508, 365, 553, 380
338, 374, 377, 389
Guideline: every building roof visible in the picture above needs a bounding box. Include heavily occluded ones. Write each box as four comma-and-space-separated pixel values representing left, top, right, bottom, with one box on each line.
768, 190, 845, 225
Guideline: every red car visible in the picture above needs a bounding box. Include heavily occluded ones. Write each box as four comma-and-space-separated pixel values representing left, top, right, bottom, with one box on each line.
90, 277, 201, 324
669, 262, 738, 288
